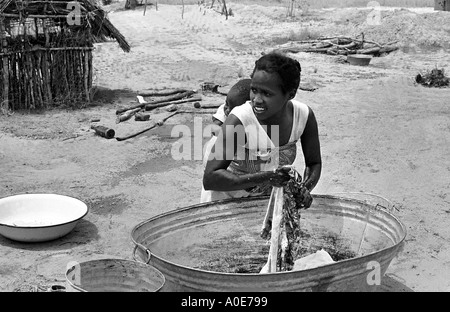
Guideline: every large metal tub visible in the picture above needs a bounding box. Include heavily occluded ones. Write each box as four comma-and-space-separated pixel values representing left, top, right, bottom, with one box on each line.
131, 195, 406, 292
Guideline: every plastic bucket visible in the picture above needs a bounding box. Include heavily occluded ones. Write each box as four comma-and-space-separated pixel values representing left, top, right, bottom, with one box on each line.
65, 258, 165, 292
131, 195, 406, 292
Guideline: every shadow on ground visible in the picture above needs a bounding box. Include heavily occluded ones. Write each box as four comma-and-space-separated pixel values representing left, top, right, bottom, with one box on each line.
377, 274, 414, 292
0, 219, 99, 251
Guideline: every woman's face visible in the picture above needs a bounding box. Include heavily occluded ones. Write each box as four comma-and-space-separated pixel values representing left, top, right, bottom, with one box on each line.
250, 70, 292, 122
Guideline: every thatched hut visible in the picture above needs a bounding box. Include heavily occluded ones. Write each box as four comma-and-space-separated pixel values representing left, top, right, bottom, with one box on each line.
0, 0, 130, 112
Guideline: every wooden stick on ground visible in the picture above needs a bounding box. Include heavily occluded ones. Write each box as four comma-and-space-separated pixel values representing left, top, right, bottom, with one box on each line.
116, 107, 142, 124
116, 90, 196, 114
115, 111, 180, 141
115, 109, 217, 141
193, 102, 222, 109
145, 95, 202, 111
137, 88, 191, 97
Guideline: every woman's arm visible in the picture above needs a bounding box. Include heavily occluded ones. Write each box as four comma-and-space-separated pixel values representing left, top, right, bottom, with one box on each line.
210, 105, 225, 136
300, 106, 322, 192
203, 115, 289, 191
210, 118, 223, 137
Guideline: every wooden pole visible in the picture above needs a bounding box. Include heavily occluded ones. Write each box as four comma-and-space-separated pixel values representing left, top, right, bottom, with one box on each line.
23, 53, 29, 109
27, 54, 35, 109
145, 95, 202, 111
88, 50, 93, 101
0, 19, 9, 112
63, 50, 70, 100
10, 51, 16, 110
84, 50, 90, 101
181, 0, 185, 19
35, 51, 44, 108
222, 0, 228, 20
138, 88, 190, 96
43, 50, 52, 106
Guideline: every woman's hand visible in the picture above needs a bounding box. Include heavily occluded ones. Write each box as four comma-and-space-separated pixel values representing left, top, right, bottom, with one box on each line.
210, 124, 222, 137
297, 185, 313, 209
268, 165, 314, 209
268, 166, 292, 187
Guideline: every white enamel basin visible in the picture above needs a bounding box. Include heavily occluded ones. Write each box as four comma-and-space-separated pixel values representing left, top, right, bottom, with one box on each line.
0, 193, 88, 243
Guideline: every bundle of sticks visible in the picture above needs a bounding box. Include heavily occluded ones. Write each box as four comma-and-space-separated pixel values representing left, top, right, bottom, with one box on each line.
277, 33, 399, 56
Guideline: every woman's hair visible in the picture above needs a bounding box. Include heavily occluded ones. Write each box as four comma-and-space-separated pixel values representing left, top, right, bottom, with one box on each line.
251, 52, 301, 94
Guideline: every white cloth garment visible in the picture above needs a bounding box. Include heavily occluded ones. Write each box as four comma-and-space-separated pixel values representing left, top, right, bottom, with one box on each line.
259, 186, 284, 273
292, 249, 335, 271
212, 104, 226, 123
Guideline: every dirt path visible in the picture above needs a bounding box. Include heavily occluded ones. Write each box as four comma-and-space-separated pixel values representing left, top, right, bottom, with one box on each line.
0, 3, 449, 292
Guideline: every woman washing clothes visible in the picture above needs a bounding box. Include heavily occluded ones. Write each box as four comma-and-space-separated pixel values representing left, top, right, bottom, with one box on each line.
202, 52, 322, 207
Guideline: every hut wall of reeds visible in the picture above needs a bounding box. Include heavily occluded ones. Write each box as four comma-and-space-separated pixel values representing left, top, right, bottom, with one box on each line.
0, 0, 130, 112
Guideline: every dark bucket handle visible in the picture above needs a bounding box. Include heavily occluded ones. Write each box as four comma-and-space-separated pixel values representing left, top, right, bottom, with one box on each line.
133, 243, 152, 264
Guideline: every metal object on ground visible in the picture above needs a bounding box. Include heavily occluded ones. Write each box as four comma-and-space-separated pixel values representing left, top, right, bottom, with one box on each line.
0, 194, 88, 242
65, 258, 165, 292
131, 195, 406, 292
91, 125, 115, 139
347, 54, 372, 66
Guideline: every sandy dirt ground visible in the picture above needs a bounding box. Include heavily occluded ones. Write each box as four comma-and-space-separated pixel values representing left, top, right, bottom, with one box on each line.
1, 2, 449, 292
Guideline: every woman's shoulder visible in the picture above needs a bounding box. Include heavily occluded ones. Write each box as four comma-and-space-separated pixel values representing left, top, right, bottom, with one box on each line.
291, 99, 310, 113
291, 99, 311, 122
228, 101, 254, 124
290, 99, 311, 139
229, 101, 252, 116
229, 101, 269, 142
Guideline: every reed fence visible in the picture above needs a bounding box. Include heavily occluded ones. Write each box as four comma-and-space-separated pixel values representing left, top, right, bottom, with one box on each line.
0, 46, 93, 110
0, 0, 130, 112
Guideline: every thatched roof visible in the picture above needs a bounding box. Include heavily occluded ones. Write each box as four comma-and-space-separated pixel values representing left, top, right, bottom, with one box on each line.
0, 0, 130, 52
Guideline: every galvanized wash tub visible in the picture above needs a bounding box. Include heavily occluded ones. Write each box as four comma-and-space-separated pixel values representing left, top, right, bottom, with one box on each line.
131, 195, 406, 292
65, 258, 165, 292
